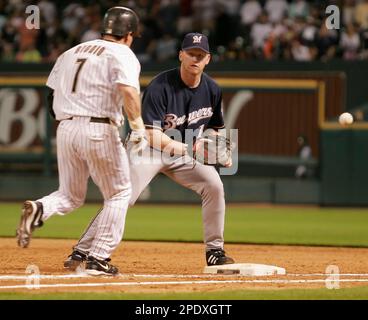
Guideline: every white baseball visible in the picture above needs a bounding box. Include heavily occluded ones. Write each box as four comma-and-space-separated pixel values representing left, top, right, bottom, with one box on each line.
339, 112, 353, 125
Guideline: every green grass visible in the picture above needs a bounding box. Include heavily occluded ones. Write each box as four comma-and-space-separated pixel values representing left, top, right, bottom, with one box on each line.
1, 286, 368, 300
1, 203, 368, 246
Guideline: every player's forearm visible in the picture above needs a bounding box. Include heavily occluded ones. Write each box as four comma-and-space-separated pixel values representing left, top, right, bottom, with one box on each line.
146, 129, 187, 155
117, 84, 144, 130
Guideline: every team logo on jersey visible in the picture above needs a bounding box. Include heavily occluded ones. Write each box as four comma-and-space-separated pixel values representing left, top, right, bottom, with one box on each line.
164, 108, 213, 129
188, 107, 213, 125
193, 35, 202, 44
164, 114, 186, 129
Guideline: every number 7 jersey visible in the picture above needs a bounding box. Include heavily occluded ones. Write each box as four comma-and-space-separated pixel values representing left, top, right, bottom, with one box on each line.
46, 39, 141, 126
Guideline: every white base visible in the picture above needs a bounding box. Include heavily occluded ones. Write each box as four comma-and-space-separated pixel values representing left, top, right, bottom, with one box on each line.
203, 263, 286, 276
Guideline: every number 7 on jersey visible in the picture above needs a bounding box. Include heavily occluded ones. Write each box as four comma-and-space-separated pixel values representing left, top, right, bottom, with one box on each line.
72, 58, 87, 93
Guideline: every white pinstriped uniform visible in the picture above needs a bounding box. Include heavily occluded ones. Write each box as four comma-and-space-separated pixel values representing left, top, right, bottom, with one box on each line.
38, 39, 140, 260
47, 39, 140, 125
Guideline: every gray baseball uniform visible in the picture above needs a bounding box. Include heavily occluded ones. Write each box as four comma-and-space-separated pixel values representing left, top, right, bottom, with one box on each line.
130, 67, 227, 250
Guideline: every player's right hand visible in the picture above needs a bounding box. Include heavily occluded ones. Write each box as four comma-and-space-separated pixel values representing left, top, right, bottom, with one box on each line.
129, 129, 148, 154
129, 129, 146, 142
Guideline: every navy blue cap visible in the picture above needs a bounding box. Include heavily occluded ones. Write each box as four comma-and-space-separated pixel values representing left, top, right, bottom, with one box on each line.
181, 33, 210, 53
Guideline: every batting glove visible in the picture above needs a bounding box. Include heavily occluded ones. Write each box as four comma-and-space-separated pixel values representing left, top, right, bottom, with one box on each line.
129, 129, 148, 155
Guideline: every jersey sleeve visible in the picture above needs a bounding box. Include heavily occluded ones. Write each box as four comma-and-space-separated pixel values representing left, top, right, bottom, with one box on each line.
110, 52, 141, 93
46, 54, 64, 90
207, 86, 225, 129
141, 82, 167, 130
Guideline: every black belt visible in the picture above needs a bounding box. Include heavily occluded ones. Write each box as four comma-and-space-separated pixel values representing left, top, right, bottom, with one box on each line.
64, 117, 111, 124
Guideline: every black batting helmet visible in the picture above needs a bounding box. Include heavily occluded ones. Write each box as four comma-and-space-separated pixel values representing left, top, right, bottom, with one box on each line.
102, 7, 139, 37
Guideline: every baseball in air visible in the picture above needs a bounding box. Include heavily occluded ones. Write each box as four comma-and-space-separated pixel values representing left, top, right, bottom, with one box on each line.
339, 112, 354, 125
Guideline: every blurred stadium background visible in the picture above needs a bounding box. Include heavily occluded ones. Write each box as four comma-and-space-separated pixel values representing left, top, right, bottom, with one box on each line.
1, 0, 368, 206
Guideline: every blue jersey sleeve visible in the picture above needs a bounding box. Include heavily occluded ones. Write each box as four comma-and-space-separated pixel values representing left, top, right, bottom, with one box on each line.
141, 83, 167, 130
207, 87, 225, 129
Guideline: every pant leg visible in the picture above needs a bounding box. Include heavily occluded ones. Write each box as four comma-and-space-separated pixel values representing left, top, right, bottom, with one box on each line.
74, 144, 163, 256
127, 145, 164, 206
38, 120, 89, 221
163, 156, 226, 250
74, 122, 133, 260
73, 206, 103, 255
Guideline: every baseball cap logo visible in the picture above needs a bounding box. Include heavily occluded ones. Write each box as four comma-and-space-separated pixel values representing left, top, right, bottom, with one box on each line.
193, 35, 202, 44
181, 33, 210, 53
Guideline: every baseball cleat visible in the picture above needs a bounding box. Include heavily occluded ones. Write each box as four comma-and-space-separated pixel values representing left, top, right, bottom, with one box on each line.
16, 200, 44, 248
64, 250, 88, 271
206, 249, 235, 266
85, 256, 119, 276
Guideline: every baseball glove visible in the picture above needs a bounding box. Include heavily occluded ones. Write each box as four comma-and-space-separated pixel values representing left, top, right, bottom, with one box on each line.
193, 133, 234, 167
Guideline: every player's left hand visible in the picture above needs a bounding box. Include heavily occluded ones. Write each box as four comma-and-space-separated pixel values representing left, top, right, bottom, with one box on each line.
193, 132, 234, 167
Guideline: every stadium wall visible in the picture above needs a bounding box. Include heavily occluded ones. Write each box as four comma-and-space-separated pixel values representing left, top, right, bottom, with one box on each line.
1, 59, 364, 109
1, 61, 368, 205
321, 130, 368, 206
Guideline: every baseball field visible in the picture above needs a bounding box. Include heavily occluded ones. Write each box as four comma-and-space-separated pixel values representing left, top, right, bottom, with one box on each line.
1, 202, 368, 300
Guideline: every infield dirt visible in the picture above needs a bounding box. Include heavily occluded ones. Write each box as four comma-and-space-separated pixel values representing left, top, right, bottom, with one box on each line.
1, 238, 368, 293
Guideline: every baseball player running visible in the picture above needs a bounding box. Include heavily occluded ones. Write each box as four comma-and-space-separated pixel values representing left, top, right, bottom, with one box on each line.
16, 7, 147, 276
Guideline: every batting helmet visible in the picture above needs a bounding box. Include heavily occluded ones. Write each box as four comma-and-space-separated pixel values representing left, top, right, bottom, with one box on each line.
102, 7, 139, 37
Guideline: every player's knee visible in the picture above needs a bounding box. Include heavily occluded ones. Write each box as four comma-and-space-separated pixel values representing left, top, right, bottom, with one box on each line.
201, 179, 224, 198
121, 185, 133, 200
211, 180, 224, 197
73, 199, 85, 209
108, 185, 132, 203
67, 196, 85, 210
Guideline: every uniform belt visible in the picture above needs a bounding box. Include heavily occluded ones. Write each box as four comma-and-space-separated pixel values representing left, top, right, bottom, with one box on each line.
64, 117, 111, 124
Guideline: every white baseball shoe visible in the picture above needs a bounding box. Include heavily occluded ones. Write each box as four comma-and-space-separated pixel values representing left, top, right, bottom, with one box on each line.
16, 200, 44, 248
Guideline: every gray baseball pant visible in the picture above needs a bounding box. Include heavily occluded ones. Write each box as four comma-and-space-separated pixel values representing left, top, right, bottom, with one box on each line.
128, 145, 226, 250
